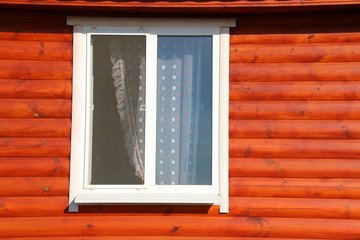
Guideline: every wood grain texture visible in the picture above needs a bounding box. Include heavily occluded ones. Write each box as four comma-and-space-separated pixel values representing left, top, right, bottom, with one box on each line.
0, 99, 71, 118
0, 177, 68, 196
230, 177, 360, 199
0, 25, 72, 42
0, 196, 68, 217
230, 62, 360, 82
0, 60, 72, 80
229, 120, 360, 139
230, 43, 360, 63
0, 0, 360, 10
230, 158, 360, 178
234, 11, 360, 26
229, 101, 360, 120
230, 81, 360, 101
0, 80, 71, 99
230, 197, 360, 219
0, 138, 70, 157
0, 157, 69, 177
0, 216, 359, 238
0, 9, 67, 25
0, 41, 72, 61
229, 139, 360, 159
230, 32, 360, 44
0, 237, 337, 240
0, 118, 70, 137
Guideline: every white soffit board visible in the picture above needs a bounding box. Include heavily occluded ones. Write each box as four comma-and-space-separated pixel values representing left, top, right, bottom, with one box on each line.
67, 17, 236, 28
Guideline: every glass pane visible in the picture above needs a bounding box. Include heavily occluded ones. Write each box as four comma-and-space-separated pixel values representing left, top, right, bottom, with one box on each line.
91, 35, 146, 185
156, 36, 213, 185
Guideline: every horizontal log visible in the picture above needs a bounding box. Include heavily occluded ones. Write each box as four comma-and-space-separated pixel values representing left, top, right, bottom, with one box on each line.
230, 32, 360, 44
0, 196, 221, 217
230, 158, 360, 178
0, 177, 68, 197
0, 157, 69, 177
229, 101, 360, 120
232, 24, 360, 36
0, 60, 72, 80
230, 177, 360, 199
0, 237, 336, 240
230, 81, 360, 101
0, 25, 72, 42
0, 118, 70, 137
1, 0, 360, 10
2, 195, 360, 220
229, 177, 360, 199
229, 139, 360, 159
230, 43, 360, 63
230, 197, 360, 219
0, 79, 71, 99
0, 99, 71, 118
230, 62, 360, 82
0, 10, 67, 25
229, 120, 360, 139
0, 216, 359, 239
0, 40, 72, 61
0, 196, 68, 217
0, 138, 70, 157
235, 11, 360, 26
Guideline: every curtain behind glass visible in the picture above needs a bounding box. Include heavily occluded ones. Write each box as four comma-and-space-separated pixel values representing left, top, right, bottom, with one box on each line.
156, 36, 213, 185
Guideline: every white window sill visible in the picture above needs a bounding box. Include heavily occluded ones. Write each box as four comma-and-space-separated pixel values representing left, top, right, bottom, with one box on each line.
75, 193, 220, 205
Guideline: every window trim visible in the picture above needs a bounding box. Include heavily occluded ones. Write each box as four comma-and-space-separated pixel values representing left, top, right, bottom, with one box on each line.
68, 17, 234, 213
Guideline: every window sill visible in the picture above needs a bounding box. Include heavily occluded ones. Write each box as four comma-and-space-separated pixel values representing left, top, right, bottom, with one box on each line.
73, 193, 220, 207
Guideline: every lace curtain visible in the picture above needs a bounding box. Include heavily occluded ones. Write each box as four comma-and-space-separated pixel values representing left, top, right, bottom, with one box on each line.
109, 36, 209, 185
110, 39, 146, 179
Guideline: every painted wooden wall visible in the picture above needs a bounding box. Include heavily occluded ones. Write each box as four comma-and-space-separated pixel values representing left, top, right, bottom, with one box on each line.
1, 9, 360, 239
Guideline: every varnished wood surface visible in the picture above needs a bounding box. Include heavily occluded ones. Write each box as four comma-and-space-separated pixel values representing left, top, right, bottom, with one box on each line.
0, 8, 360, 240
0, 138, 70, 157
230, 62, 360, 82
0, 0, 360, 12
230, 177, 360, 199
229, 101, 360, 120
0, 157, 69, 177
0, 216, 360, 238
230, 158, 360, 178
230, 32, 360, 44
229, 139, 360, 158
230, 43, 360, 63
0, 177, 68, 196
1, 196, 360, 219
230, 81, 360, 101
0, 99, 71, 118
229, 120, 360, 139
0, 60, 72, 80
0, 118, 70, 137
230, 197, 360, 219
0, 238, 336, 240
0, 80, 71, 99
0, 40, 72, 61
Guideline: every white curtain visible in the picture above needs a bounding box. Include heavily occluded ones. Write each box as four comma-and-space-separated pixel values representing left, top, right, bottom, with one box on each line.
156, 37, 202, 185
110, 40, 146, 179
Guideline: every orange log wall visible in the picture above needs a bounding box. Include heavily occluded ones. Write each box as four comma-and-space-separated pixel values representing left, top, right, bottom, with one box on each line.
1, 9, 360, 239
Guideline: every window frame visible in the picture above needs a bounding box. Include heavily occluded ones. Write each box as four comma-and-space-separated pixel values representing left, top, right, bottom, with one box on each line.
67, 17, 234, 213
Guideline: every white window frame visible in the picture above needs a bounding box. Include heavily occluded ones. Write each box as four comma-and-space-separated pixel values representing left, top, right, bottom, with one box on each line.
67, 17, 234, 213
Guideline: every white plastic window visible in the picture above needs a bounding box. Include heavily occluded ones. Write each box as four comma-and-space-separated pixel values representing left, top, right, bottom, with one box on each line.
67, 17, 234, 212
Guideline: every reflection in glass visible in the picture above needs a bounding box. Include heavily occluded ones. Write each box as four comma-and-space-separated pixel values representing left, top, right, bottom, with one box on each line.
156, 36, 213, 185
91, 35, 146, 185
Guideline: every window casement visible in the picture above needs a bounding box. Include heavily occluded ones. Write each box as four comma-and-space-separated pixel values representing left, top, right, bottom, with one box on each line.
67, 17, 234, 213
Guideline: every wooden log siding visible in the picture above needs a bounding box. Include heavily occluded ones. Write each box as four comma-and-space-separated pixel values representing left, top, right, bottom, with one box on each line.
1, 9, 360, 239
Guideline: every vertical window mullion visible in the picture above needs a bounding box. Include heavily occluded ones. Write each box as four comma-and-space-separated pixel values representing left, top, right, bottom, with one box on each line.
144, 33, 157, 186
84, 31, 94, 188
212, 34, 220, 192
